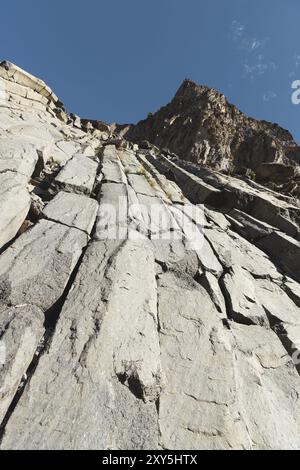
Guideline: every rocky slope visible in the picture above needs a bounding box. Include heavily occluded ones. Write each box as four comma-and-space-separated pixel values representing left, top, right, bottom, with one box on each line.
123, 79, 300, 197
0, 62, 300, 450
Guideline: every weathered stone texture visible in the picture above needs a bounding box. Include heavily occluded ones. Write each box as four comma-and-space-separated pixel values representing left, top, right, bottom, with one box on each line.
1, 62, 300, 451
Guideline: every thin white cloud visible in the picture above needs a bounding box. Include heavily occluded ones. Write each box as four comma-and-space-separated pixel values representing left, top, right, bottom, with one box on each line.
231, 20, 269, 52
263, 91, 277, 102
287, 54, 300, 79
231, 21, 245, 41
294, 53, 300, 68
242, 55, 277, 79
243, 62, 268, 78
240, 37, 269, 52
231, 21, 276, 80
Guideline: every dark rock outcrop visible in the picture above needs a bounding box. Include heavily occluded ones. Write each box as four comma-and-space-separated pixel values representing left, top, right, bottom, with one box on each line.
123, 79, 299, 191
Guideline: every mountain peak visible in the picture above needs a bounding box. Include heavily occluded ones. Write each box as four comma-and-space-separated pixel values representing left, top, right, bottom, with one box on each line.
174, 78, 212, 101
124, 77, 299, 187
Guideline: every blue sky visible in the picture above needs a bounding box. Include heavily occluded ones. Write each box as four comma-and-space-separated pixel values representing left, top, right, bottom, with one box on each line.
1, 0, 300, 142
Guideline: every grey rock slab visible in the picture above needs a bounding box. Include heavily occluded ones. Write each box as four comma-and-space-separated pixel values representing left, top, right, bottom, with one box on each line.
205, 227, 282, 281
118, 149, 143, 174
222, 266, 269, 326
163, 249, 200, 279
0, 172, 31, 250
158, 259, 300, 450
0, 109, 24, 131
152, 239, 189, 274
101, 148, 126, 184
138, 153, 186, 203
6, 125, 58, 167
176, 203, 210, 229
159, 394, 250, 450
284, 277, 300, 307
278, 323, 300, 366
96, 182, 128, 240
106, 240, 162, 402
0, 305, 44, 424
157, 271, 249, 450
25, 88, 49, 106
1, 240, 160, 450
204, 207, 231, 231
102, 159, 126, 184
170, 206, 223, 276
250, 195, 300, 239
228, 208, 277, 240
152, 238, 200, 278
127, 173, 156, 197
0, 77, 27, 99
101, 145, 119, 163
246, 279, 300, 369
160, 178, 186, 203
255, 278, 300, 327
135, 193, 180, 239
1, 62, 43, 93
199, 271, 226, 316
127, 182, 178, 239
127, 185, 149, 236
7, 123, 56, 146
52, 153, 98, 195
173, 159, 300, 239
0, 136, 38, 177
258, 231, 300, 282
80, 144, 95, 157
0, 219, 89, 312
7, 94, 46, 113
231, 323, 300, 449
42, 191, 98, 234
147, 179, 172, 204
161, 157, 222, 204
206, 172, 300, 238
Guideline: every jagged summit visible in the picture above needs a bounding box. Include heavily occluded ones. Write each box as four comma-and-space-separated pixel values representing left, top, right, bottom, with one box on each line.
1, 62, 300, 450
124, 78, 300, 196
174, 78, 220, 101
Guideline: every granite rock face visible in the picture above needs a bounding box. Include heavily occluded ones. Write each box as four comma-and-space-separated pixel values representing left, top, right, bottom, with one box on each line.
0, 63, 300, 450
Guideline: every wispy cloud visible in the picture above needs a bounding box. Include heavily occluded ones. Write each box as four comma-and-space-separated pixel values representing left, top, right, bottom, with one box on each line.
242, 55, 277, 79
231, 21, 245, 41
263, 91, 277, 102
294, 53, 300, 68
287, 54, 300, 79
231, 20, 269, 52
231, 21, 276, 79
240, 37, 269, 52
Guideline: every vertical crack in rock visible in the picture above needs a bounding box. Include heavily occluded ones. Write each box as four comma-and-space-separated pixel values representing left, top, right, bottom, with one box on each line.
153, 270, 164, 448
199, 232, 237, 324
